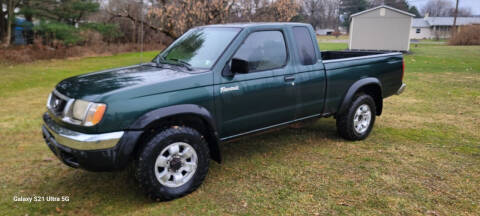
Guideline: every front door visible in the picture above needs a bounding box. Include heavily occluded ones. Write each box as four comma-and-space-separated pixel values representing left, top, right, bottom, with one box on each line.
215, 30, 296, 138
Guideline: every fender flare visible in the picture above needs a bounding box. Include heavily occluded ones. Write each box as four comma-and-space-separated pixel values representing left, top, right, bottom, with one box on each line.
129, 104, 222, 163
337, 78, 383, 116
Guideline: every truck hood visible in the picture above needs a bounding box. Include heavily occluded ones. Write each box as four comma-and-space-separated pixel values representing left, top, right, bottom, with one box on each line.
55, 64, 210, 101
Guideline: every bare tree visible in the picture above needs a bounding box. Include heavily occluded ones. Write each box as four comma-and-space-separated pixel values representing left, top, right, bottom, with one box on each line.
301, 0, 339, 30
232, 0, 299, 22
105, 0, 175, 39
421, 0, 472, 17
102, 0, 146, 43
104, 0, 236, 40
105, 0, 300, 41
451, 7, 472, 17
302, 0, 324, 29
148, 0, 236, 38
324, 0, 340, 29
422, 0, 453, 16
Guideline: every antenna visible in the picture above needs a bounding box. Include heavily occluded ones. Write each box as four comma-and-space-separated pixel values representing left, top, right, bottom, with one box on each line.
140, 0, 144, 64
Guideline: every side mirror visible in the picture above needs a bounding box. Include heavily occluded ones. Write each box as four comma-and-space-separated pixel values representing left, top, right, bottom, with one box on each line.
231, 58, 249, 74
222, 63, 234, 77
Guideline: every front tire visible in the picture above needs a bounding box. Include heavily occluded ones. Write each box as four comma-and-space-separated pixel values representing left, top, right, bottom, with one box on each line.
135, 126, 210, 201
336, 94, 376, 141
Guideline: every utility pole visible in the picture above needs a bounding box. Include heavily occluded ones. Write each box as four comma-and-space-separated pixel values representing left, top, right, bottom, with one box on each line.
452, 0, 459, 36
140, 0, 144, 64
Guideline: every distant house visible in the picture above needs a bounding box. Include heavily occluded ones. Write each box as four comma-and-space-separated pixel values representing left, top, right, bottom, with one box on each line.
316, 29, 334, 35
410, 17, 480, 39
349, 5, 415, 52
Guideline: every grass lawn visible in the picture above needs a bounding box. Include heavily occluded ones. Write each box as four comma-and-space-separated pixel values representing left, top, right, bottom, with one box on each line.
0, 43, 479, 215
316, 35, 349, 42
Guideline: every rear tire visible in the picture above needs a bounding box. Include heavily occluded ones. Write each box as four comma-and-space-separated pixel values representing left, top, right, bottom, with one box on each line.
336, 94, 376, 141
135, 126, 210, 201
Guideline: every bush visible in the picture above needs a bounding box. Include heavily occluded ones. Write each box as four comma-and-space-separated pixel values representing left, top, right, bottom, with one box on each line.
449, 25, 480, 45
34, 21, 83, 46
80, 23, 123, 43
0, 42, 165, 64
34, 21, 123, 46
79, 30, 104, 46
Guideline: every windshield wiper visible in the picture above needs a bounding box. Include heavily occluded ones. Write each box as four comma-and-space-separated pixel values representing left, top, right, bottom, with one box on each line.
167, 58, 193, 71
155, 56, 193, 71
155, 56, 166, 68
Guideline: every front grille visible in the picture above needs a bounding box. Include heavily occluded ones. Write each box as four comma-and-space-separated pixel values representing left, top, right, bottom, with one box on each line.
48, 91, 71, 116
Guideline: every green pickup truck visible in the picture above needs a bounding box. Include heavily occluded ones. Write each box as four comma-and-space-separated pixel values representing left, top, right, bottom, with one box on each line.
42, 23, 406, 200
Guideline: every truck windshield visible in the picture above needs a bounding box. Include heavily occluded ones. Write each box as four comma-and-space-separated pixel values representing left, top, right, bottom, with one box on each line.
157, 27, 241, 69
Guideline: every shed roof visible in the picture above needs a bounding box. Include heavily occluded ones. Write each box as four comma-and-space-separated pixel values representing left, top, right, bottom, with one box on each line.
350, 5, 415, 18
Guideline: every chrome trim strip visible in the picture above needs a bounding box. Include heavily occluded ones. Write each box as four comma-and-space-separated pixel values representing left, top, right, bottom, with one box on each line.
47, 90, 84, 125
46, 93, 52, 108
322, 52, 402, 64
396, 83, 406, 95
220, 113, 322, 141
43, 114, 123, 150
47, 90, 73, 116
53, 89, 70, 101
62, 98, 75, 117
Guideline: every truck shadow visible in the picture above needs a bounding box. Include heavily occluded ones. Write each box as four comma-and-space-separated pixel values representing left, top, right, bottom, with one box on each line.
217, 118, 340, 166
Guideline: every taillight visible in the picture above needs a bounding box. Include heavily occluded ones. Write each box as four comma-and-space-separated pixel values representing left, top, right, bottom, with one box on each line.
401, 59, 405, 81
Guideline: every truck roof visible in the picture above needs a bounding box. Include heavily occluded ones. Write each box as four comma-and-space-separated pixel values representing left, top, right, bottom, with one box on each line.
200, 22, 312, 28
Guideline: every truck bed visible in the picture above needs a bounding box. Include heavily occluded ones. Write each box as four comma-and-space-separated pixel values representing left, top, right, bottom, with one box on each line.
320, 50, 404, 115
321, 51, 386, 61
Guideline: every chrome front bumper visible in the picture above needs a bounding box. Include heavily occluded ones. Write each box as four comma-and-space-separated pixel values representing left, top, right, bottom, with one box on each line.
396, 83, 406, 95
43, 113, 124, 150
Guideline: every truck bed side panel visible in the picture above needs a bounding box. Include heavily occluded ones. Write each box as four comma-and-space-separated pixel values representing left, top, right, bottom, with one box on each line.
323, 54, 403, 115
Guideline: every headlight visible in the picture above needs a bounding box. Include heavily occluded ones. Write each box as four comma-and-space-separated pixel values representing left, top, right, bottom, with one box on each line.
69, 100, 106, 126
72, 100, 90, 120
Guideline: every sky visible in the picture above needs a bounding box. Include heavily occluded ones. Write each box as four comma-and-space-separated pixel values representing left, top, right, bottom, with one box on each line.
407, 0, 480, 15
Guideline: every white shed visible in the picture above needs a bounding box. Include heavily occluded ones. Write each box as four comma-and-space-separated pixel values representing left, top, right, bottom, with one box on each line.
349, 5, 415, 51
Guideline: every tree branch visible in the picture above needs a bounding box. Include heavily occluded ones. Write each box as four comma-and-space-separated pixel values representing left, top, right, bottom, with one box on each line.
106, 10, 176, 39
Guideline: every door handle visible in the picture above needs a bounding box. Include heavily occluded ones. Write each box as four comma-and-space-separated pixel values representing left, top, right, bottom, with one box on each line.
284, 75, 295, 82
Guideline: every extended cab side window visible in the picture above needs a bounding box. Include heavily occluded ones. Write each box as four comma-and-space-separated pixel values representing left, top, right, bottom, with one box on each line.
292, 27, 316, 65
233, 31, 287, 72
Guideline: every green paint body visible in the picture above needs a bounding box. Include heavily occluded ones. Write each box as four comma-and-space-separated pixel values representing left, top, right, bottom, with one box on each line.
51, 23, 403, 139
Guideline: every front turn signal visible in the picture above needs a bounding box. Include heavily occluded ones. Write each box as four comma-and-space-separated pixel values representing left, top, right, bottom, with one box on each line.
84, 103, 106, 126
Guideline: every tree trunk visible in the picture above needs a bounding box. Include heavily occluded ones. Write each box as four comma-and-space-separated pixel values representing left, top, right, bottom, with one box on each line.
0, 0, 5, 41
4, 0, 14, 46
132, 20, 137, 43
